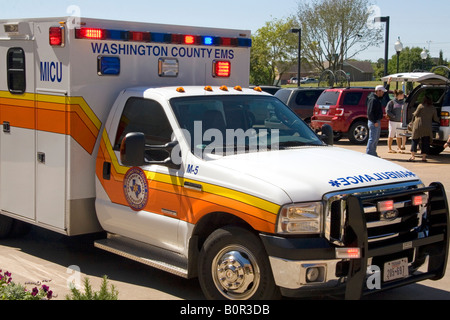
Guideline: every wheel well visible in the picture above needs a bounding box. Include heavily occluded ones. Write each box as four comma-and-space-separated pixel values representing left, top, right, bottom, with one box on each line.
349, 117, 368, 129
187, 212, 256, 278
193, 212, 255, 251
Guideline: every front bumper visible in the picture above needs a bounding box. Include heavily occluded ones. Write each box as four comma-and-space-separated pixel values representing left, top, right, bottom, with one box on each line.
261, 182, 449, 299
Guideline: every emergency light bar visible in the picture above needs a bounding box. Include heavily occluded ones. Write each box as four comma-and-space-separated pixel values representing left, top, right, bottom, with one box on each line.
74, 27, 252, 47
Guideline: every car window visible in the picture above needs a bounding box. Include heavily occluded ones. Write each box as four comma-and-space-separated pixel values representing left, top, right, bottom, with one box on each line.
274, 89, 292, 103
443, 88, 450, 106
316, 91, 340, 105
114, 97, 173, 151
413, 88, 446, 106
7, 48, 26, 94
295, 91, 323, 106
343, 92, 362, 106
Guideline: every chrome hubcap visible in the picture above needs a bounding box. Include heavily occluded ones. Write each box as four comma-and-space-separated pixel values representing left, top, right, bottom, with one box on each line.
354, 125, 368, 141
212, 245, 260, 300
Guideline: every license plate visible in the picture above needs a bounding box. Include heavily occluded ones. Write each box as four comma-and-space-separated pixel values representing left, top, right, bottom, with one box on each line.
321, 110, 327, 115
383, 258, 408, 282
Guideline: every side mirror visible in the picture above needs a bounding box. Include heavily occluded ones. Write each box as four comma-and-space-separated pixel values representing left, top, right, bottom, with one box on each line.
321, 124, 334, 146
120, 132, 181, 169
120, 132, 146, 167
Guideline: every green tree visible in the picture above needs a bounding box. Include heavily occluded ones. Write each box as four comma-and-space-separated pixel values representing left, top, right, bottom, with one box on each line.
388, 47, 432, 73
372, 58, 385, 80
297, 0, 383, 73
250, 17, 298, 85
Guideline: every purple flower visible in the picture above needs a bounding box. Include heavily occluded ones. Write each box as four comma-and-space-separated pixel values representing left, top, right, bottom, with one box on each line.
42, 285, 49, 292
46, 290, 53, 299
4, 271, 11, 277
31, 287, 39, 297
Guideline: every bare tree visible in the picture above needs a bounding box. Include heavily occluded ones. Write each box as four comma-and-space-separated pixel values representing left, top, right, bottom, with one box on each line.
297, 0, 383, 72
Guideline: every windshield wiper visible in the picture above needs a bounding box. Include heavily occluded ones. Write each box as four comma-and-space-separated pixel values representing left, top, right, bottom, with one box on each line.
278, 141, 322, 149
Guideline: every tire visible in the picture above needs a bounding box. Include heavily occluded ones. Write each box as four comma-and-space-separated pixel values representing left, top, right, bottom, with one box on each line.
198, 226, 280, 300
428, 145, 445, 155
348, 121, 369, 144
333, 132, 343, 142
0, 214, 13, 239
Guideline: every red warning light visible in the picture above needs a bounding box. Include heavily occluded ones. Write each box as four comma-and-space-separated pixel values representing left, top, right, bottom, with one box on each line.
184, 35, 196, 45
76, 28, 105, 40
49, 27, 64, 46
412, 194, 427, 206
129, 31, 151, 42
214, 61, 231, 78
377, 200, 394, 212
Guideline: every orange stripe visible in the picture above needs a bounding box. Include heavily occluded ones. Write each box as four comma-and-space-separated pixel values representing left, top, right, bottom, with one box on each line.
0, 94, 101, 154
0, 103, 35, 129
96, 136, 277, 233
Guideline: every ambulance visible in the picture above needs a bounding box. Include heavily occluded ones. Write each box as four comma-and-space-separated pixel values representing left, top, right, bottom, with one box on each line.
0, 17, 448, 300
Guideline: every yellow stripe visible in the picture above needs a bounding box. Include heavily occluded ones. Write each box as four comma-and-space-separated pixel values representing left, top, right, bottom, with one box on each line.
102, 129, 280, 215
0, 91, 35, 101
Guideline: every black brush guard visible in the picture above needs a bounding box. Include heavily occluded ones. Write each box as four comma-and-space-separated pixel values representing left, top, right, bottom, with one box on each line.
344, 182, 449, 299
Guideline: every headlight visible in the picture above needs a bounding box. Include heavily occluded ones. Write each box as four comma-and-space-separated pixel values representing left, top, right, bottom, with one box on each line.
276, 202, 323, 235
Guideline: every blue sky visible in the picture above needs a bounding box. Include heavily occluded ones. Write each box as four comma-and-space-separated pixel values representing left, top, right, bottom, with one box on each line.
1, 0, 449, 61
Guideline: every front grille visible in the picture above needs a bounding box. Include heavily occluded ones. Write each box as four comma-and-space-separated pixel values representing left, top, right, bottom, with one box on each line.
363, 195, 425, 244
324, 182, 426, 247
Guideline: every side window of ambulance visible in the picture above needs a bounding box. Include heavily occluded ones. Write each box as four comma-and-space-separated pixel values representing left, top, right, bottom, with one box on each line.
7, 48, 26, 94
114, 97, 173, 152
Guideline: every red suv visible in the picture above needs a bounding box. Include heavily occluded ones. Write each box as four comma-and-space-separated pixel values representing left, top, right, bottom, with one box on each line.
310, 87, 392, 144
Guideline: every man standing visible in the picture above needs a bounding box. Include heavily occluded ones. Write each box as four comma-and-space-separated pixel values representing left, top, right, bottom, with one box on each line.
366, 85, 387, 157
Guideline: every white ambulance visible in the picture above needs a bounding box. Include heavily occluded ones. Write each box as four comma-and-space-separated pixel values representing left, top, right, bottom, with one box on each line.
0, 17, 448, 300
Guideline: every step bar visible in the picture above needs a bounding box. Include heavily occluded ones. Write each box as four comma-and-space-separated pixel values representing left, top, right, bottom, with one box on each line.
94, 234, 189, 278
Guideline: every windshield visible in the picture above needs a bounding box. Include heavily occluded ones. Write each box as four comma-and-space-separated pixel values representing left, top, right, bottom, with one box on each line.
170, 95, 324, 157
316, 90, 340, 105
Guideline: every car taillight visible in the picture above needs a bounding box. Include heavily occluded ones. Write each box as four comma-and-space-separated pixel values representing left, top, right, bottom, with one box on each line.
441, 111, 449, 127
335, 107, 344, 117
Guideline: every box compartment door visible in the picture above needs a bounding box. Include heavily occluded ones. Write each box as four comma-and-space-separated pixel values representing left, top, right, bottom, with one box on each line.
0, 42, 36, 220
35, 90, 67, 230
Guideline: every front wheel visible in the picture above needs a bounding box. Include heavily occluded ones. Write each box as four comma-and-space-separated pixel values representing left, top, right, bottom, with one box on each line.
198, 226, 280, 300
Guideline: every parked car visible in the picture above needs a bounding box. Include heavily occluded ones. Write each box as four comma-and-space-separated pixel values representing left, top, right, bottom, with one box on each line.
288, 77, 298, 84
300, 78, 318, 84
275, 87, 326, 123
310, 87, 392, 144
382, 72, 450, 155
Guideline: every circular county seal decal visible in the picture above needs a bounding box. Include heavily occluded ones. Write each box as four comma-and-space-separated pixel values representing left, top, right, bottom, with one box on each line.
123, 167, 149, 211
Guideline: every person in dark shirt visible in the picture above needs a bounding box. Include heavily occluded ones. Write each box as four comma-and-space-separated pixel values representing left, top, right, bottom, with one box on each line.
366, 84, 387, 157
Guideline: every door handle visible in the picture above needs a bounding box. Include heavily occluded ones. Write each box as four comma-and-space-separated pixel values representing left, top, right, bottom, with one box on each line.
37, 152, 46, 164
3, 121, 10, 133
